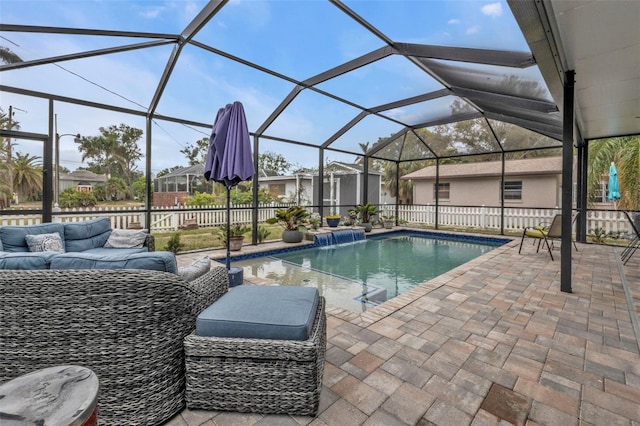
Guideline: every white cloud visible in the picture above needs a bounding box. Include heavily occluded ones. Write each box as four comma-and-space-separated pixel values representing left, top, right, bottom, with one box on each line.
139, 6, 164, 19
481, 3, 503, 17
466, 25, 481, 35
448, 19, 461, 25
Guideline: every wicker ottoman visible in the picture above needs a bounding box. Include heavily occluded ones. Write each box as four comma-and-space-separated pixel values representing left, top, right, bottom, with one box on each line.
184, 286, 326, 416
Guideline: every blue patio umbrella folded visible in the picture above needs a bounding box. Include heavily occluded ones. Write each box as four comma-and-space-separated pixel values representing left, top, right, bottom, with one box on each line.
608, 162, 620, 203
204, 101, 254, 269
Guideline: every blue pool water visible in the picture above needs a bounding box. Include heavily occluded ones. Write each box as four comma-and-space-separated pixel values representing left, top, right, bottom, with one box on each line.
235, 231, 506, 312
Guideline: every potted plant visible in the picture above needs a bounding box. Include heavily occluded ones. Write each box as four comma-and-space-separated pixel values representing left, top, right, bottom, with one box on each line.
217, 224, 251, 251
325, 214, 341, 228
309, 213, 322, 231
350, 202, 379, 232
266, 206, 310, 243
381, 214, 395, 229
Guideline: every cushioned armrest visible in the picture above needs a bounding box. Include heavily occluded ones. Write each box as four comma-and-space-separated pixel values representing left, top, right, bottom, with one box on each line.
182, 266, 229, 317
144, 234, 155, 252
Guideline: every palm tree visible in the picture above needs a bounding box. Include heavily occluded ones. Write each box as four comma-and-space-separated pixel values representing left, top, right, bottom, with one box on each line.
0, 108, 21, 208
588, 136, 639, 210
12, 152, 42, 202
0, 46, 23, 64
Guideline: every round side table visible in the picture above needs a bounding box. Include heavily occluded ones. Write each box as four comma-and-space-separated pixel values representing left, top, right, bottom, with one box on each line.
0, 365, 99, 425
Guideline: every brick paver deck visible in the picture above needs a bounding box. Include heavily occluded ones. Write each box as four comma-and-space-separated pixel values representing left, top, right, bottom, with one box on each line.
168, 232, 640, 426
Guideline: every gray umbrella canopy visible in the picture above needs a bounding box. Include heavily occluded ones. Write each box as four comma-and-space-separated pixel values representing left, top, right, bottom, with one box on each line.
204, 101, 254, 269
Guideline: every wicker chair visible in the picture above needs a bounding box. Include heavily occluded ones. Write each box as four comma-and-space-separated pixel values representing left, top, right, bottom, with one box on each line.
0, 267, 229, 425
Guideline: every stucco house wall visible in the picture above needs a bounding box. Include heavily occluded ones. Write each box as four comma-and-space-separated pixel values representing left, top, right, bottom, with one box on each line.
412, 174, 560, 207
404, 157, 565, 209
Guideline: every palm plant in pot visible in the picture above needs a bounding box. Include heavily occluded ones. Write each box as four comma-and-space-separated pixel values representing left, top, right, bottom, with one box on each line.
381, 214, 395, 229
350, 202, 379, 232
216, 224, 251, 251
266, 205, 310, 243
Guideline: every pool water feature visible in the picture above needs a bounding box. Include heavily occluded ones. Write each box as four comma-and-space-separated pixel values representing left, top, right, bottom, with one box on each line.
235, 231, 505, 312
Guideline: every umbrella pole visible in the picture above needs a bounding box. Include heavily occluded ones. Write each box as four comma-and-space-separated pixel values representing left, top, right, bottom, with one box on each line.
226, 186, 231, 270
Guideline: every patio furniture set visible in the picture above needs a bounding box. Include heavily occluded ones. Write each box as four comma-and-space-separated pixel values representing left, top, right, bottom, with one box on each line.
0, 219, 327, 425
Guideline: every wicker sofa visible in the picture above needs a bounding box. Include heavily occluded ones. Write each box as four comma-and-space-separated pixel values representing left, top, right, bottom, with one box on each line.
0, 266, 229, 425
0, 217, 179, 273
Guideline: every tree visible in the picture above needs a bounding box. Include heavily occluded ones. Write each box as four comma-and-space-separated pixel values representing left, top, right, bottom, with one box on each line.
0, 46, 23, 64
587, 136, 639, 210
12, 152, 42, 201
0, 107, 21, 207
180, 137, 210, 165
258, 151, 291, 175
76, 124, 143, 199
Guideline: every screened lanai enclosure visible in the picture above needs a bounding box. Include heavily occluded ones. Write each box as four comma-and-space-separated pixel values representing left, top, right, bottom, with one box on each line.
2, 1, 639, 291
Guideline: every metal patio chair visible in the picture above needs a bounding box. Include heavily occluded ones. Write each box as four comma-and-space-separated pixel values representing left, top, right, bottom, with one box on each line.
519, 214, 578, 261
621, 211, 640, 265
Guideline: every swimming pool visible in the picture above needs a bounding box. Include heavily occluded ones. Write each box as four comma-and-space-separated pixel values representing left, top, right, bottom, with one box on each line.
234, 230, 507, 312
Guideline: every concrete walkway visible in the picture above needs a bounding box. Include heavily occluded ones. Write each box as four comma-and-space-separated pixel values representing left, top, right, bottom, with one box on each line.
167, 233, 640, 426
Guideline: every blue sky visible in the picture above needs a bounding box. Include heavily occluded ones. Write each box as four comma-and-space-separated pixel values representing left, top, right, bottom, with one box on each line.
0, 0, 535, 175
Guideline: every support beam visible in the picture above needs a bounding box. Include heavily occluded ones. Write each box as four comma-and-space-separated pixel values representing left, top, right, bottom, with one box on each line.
561, 70, 575, 293
435, 159, 440, 230
576, 141, 588, 242
252, 135, 260, 245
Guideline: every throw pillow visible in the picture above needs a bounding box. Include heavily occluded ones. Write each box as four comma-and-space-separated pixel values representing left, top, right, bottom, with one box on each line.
178, 256, 211, 282
25, 232, 65, 253
104, 229, 148, 249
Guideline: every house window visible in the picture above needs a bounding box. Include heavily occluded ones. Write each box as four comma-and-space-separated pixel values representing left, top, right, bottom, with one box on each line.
502, 181, 522, 200
269, 183, 286, 196
433, 183, 450, 200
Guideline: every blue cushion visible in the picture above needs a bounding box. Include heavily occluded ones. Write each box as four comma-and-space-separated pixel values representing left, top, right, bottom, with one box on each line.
0, 223, 66, 252
50, 251, 177, 274
63, 218, 112, 252
82, 247, 147, 256
0, 252, 58, 269
196, 286, 319, 341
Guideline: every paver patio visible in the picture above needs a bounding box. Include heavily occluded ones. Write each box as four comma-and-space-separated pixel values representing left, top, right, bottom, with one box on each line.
168, 232, 640, 426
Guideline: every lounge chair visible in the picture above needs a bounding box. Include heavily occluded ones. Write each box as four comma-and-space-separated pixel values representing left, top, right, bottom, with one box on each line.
621, 211, 640, 265
518, 214, 578, 260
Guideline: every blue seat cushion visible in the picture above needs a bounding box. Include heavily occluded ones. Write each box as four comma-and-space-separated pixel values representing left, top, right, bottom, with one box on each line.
63, 217, 112, 252
196, 286, 319, 341
0, 223, 66, 252
49, 251, 177, 274
0, 252, 58, 270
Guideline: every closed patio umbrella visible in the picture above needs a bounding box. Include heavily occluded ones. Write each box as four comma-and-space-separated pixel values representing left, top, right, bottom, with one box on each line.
608, 162, 621, 209
204, 101, 254, 270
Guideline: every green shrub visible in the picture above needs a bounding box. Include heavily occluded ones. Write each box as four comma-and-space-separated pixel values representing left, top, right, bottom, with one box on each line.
257, 225, 271, 243
59, 187, 98, 208
166, 233, 184, 254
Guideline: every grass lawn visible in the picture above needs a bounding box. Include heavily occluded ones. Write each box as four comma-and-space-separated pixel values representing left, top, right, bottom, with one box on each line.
154, 224, 285, 252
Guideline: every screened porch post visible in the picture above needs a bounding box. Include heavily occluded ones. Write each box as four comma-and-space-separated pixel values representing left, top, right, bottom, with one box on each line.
363, 155, 369, 205
395, 161, 400, 225
144, 117, 152, 229
43, 99, 54, 223
251, 134, 259, 245
576, 141, 588, 243
561, 70, 575, 293
500, 152, 505, 235
318, 148, 324, 219
435, 159, 440, 230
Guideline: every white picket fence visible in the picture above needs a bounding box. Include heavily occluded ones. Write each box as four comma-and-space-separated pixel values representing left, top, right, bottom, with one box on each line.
1, 204, 636, 236
389, 205, 635, 236
0, 203, 295, 232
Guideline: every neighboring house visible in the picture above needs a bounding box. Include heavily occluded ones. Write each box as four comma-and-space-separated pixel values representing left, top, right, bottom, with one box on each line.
402, 157, 567, 208
258, 169, 313, 205
59, 170, 107, 193
312, 162, 381, 216
153, 164, 210, 207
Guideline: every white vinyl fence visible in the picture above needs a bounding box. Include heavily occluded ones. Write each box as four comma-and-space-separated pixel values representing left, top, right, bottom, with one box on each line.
387, 205, 636, 236
0, 203, 294, 232
1, 204, 636, 237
